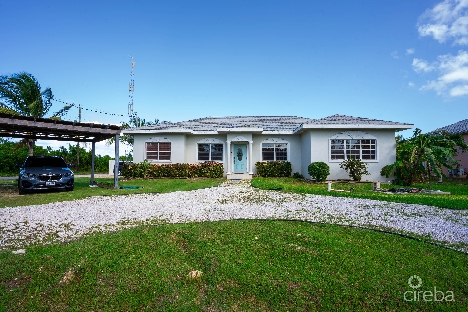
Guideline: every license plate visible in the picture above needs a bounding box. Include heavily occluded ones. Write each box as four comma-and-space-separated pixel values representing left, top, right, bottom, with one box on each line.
46, 181, 56, 186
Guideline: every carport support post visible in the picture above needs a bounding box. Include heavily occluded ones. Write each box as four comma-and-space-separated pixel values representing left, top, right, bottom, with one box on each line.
114, 134, 120, 189
90, 141, 96, 185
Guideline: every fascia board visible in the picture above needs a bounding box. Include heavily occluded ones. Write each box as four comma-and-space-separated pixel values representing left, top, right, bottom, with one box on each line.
294, 124, 414, 133
261, 130, 295, 135
191, 131, 219, 134
121, 128, 192, 134
216, 127, 264, 133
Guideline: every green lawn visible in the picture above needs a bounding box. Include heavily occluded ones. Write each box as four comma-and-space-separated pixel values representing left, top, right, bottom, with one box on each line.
0, 177, 225, 208
251, 177, 468, 209
1, 177, 467, 310
1, 220, 466, 311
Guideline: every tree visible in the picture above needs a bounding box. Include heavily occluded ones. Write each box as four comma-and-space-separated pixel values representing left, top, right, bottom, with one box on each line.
107, 113, 159, 149
339, 158, 369, 182
0, 72, 71, 155
381, 128, 468, 186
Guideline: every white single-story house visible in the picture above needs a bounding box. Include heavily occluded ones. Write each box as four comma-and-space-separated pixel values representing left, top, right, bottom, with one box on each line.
122, 114, 413, 181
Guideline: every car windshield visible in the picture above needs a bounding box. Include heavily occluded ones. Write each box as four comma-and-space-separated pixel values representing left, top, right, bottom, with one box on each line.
25, 157, 67, 168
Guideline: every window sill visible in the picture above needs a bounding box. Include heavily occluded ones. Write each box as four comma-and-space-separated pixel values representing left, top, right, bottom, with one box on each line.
329, 159, 379, 163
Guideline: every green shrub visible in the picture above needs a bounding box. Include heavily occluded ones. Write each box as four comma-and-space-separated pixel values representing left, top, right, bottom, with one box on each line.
255, 161, 292, 177
307, 162, 330, 182
292, 172, 304, 179
340, 158, 369, 181
122, 161, 224, 179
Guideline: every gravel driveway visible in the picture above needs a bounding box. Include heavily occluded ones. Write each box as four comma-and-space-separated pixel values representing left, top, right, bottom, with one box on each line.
1, 181, 467, 252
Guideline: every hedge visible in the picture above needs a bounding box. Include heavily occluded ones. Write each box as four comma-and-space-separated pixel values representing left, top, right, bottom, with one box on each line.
121, 161, 224, 179
255, 161, 292, 177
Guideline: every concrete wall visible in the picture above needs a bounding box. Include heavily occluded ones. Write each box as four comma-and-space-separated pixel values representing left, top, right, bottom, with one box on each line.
131, 129, 398, 181
185, 134, 227, 165
308, 129, 396, 182
133, 134, 186, 164
251, 134, 302, 174
300, 132, 312, 177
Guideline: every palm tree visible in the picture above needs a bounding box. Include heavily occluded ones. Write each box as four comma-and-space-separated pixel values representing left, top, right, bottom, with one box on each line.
381, 128, 468, 185
0, 72, 71, 155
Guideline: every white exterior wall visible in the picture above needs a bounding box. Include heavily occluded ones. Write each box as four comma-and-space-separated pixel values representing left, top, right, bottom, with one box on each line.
252, 134, 302, 174
309, 129, 396, 182
226, 133, 253, 175
133, 134, 186, 164
131, 129, 398, 181
185, 134, 227, 164
301, 132, 312, 178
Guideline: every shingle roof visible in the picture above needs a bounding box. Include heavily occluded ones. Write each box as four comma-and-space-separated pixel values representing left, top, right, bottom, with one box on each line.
155, 116, 316, 132
435, 119, 468, 135
124, 114, 412, 133
312, 114, 410, 125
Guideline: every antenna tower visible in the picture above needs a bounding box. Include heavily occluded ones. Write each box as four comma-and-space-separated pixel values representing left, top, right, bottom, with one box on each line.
128, 56, 135, 117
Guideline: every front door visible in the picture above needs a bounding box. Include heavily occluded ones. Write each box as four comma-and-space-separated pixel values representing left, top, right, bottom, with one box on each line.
233, 144, 247, 172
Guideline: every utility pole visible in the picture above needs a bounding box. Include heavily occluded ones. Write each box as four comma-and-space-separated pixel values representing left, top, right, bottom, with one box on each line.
128, 56, 136, 126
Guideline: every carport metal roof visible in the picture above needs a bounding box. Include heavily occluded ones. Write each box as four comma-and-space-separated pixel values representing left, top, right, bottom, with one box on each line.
0, 112, 121, 142
0, 112, 122, 188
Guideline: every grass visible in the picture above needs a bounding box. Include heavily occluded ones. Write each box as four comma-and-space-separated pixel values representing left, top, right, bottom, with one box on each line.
0, 177, 225, 208
251, 177, 468, 209
1, 177, 467, 309
1, 220, 466, 311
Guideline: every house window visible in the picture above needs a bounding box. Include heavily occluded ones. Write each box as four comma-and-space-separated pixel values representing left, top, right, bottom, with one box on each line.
262, 143, 288, 161
330, 139, 376, 160
198, 143, 223, 161
146, 142, 171, 161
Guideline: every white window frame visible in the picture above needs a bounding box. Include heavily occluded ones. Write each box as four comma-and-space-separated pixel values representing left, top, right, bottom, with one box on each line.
197, 138, 224, 162
260, 138, 290, 162
145, 138, 171, 162
329, 132, 378, 162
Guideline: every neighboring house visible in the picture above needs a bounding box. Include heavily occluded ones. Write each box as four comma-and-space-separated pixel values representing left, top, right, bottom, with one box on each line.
122, 114, 413, 181
435, 119, 468, 177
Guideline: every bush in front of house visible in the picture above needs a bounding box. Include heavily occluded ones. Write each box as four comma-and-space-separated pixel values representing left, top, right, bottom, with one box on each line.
255, 161, 292, 177
193, 161, 225, 178
292, 172, 304, 179
340, 158, 369, 181
307, 162, 330, 182
122, 161, 224, 179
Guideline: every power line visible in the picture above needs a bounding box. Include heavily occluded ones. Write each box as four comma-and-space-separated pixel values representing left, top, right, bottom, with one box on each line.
52, 98, 125, 117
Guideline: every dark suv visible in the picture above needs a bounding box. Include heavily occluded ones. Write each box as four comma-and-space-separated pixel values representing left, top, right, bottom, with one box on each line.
17, 156, 74, 195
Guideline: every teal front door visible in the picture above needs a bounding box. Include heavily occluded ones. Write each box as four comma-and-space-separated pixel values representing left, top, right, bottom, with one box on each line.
233, 144, 247, 172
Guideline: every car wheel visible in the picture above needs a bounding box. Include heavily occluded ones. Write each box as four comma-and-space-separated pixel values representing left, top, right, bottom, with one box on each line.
18, 183, 26, 195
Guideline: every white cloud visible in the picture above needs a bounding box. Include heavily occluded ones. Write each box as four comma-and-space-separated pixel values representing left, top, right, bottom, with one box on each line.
406, 48, 416, 55
418, 0, 468, 45
391, 51, 399, 59
408, 82, 415, 87
450, 84, 468, 95
412, 58, 435, 72
416, 50, 468, 96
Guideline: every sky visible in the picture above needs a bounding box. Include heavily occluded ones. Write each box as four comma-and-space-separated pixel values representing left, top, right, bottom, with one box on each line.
1, 0, 468, 157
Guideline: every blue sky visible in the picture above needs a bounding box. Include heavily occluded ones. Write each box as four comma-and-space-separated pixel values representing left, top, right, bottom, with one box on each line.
2, 0, 468, 156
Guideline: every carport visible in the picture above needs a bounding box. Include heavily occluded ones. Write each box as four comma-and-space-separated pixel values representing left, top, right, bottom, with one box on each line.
0, 112, 122, 189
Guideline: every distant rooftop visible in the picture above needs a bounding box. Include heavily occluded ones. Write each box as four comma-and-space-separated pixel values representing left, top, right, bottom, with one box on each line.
123, 114, 413, 134
435, 119, 468, 135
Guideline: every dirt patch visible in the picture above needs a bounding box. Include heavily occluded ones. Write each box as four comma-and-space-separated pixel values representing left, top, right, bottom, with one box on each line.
0, 186, 19, 197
